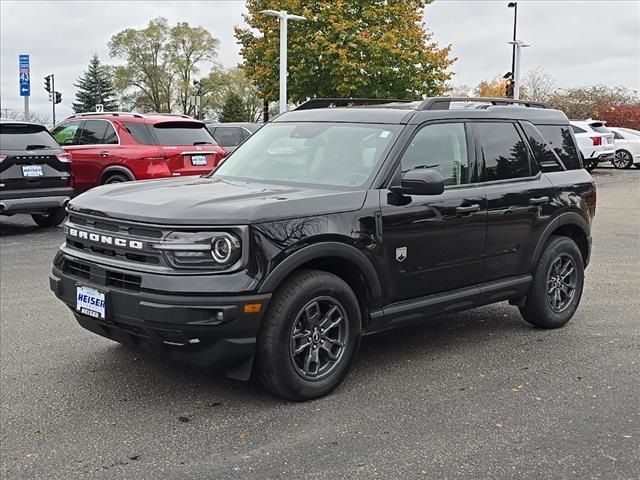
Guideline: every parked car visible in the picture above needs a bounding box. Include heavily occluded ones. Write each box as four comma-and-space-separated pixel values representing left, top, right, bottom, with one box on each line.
51, 113, 226, 193
570, 120, 615, 171
609, 127, 640, 169
50, 97, 596, 401
206, 122, 261, 154
0, 120, 74, 227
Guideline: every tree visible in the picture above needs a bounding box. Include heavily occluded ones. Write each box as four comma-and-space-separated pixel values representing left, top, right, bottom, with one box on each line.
546, 85, 639, 119
72, 54, 118, 113
219, 91, 247, 122
235, 0, 454, 103
109, 17, 218, 113
475, 76, 509, 98
598, 104, 640, 130
201, 67, 263, 121
521, 67, 555, 103
168, 22, 219, 115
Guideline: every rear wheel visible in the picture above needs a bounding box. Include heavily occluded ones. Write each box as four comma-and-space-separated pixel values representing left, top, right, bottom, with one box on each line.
519, 236, 584, 329
102, 173, 130, 185
612, 150, 633, 169
31, 207, 66, 228
584, 159, 598, 172
256, 270, 361, 401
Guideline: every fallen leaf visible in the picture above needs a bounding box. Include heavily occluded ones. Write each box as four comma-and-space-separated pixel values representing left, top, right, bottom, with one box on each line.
178, 416, 190, 423
623, 434, 632, 439
240, 432, 248, 442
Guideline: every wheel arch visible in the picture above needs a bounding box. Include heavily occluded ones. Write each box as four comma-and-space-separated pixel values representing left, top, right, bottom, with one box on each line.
531, 212, 591, 269
258, 242, 384, 325
100, 165, 135, 184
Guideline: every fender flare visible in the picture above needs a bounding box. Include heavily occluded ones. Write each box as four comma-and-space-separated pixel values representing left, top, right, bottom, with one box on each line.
529, 211, 591, 269
100, 165, 136, 184
258, 241, 383, 303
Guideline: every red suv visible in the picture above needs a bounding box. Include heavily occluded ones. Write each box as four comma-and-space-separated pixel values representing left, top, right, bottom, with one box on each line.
51, 113, 226, 193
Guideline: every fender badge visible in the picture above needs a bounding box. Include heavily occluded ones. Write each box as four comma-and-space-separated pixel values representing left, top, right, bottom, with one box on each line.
396, 247, 407, 262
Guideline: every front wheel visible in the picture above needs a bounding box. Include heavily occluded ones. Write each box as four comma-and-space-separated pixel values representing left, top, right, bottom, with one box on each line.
612, 150, 633, 169
31, 207, 66, 228
256, 270, 361, 401
519, 236, 585, 329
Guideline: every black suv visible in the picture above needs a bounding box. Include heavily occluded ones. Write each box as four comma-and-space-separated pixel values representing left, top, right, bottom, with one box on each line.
49, 97, 596, 400
1, 120, 74, 227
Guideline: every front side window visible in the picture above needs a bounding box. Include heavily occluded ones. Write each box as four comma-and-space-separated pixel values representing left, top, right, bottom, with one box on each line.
52, 121, 82, 145
476, 122, 531, 181
214, 122, 401, 188
400, 122, 470, 186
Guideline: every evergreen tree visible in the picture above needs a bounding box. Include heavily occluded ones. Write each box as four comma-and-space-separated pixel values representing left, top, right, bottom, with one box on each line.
72, 55, 118, 113
218, 91, 247, 122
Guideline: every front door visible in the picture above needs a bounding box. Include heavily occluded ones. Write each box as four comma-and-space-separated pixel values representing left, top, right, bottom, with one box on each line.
380, 121, 487, 305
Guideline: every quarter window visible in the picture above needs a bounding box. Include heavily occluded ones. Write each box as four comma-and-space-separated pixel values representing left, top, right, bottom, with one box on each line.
400, 123, 470, 186
476, 122, 531, 181
537, 125, 582, 170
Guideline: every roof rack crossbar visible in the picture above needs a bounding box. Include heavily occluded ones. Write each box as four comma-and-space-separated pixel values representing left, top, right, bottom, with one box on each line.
295, 98, 413, 111
418, 97, 549, 110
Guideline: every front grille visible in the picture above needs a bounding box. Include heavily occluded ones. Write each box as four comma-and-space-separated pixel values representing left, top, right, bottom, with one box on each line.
64, 260, 90, 280
106, 270, 142, 290
64, 213, 166, 267
62, 258, 142, 292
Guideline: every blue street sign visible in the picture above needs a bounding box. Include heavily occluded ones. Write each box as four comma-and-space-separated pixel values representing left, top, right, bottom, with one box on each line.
19, 54, 30, 97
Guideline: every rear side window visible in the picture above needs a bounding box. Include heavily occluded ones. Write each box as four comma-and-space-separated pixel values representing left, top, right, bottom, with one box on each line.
152, 122, 215, 146
103, 123, 118, 144
612, 130, 624, 140
78, 120, 108, 145
0, 123, 59, 150
476, 122, 531, 181
537, 125, 582, 170
213, 127, 244, 147
122, 122, 156, 145
571, 125, 586, 134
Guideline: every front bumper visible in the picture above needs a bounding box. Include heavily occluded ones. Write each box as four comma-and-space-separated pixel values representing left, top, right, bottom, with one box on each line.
50, 255, 271, 373
0, 187, 74, 214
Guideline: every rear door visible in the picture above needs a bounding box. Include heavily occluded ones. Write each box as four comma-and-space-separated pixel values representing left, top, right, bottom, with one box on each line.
150, 121, 225, 176
380, 121, 487, 303
0, 123, 71, 194
473, 121, 556, 282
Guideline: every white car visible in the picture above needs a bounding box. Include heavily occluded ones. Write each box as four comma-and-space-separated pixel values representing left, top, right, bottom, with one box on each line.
610, 127, 640, 169
570, 120, 615, 171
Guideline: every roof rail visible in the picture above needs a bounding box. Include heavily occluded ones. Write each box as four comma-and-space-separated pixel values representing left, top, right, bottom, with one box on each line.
295, 98, 413, 111
418, 97, 549, 110
67, 111, 145, 119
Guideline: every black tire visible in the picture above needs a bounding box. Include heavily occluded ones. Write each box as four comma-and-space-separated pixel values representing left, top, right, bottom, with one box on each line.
31, 207, 66, 228
612, 150, 633, 169
102, 173, 130, 185
519, 236, 584, 329
584, 159, 598, 172
256, 269, 361, 401
634, 163, 640, 169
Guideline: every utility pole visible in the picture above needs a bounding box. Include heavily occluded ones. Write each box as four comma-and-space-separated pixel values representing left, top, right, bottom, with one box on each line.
51, 74, 56, 126
507, 2, 518, 98
260, 9, 307, 115
508, 40, 530, 100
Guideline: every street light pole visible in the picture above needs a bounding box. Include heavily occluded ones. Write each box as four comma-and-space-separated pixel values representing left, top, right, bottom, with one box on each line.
508, 40, 530, 100
507, 2, 518, 98
260, 9, 306, 115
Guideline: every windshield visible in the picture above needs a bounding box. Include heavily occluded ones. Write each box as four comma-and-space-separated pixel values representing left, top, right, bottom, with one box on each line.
0, 124, 59, 150
152, 121, 216, 146
213, 122, 400, 188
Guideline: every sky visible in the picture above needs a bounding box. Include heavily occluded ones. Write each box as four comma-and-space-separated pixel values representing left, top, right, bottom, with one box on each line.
1, 0, 639, 120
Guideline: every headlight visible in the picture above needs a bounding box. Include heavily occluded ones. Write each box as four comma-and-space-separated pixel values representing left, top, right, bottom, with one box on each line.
153, 231, 243, 270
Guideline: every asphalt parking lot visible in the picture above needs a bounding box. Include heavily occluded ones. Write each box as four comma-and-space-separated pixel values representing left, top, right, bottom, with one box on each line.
1, 167, 638, 480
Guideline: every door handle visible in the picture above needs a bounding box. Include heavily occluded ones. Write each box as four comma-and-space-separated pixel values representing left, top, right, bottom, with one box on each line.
99, 151, 109, 158
529, 196, 550, 206
456, 204, 480, 214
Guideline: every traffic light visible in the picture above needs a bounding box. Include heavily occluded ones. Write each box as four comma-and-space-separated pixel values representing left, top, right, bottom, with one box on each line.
55, 92, 62, 104
48, 92, 52, 102
44, 75, 51, 93
505, 79, 515, 98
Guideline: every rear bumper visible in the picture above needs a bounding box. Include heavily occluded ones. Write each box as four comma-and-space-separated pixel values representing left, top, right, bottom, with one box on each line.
0, 187, 74, 214
49, 259, 271, 373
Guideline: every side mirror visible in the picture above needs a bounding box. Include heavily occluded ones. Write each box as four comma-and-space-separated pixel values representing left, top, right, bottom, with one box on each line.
391, 168, 445, 196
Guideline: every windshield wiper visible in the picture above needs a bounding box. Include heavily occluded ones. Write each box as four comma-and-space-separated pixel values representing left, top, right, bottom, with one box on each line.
402, 163, 439, 173
193, 141, 210, 145
25, 144, 49, 150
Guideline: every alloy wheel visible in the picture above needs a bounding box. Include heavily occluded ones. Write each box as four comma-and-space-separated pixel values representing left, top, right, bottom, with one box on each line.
546, 254, 577, 313
289, 296, 349, 381
613, 151, 632, 169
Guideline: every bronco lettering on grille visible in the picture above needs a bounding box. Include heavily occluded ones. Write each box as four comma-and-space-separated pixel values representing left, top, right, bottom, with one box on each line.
68, 228, 143, 250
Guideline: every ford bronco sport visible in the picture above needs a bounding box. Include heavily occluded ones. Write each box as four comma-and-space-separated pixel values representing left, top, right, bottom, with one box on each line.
50, 97, 596, 401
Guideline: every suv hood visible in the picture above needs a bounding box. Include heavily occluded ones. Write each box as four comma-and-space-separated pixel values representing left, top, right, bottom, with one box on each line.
68, 176, 367, 225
